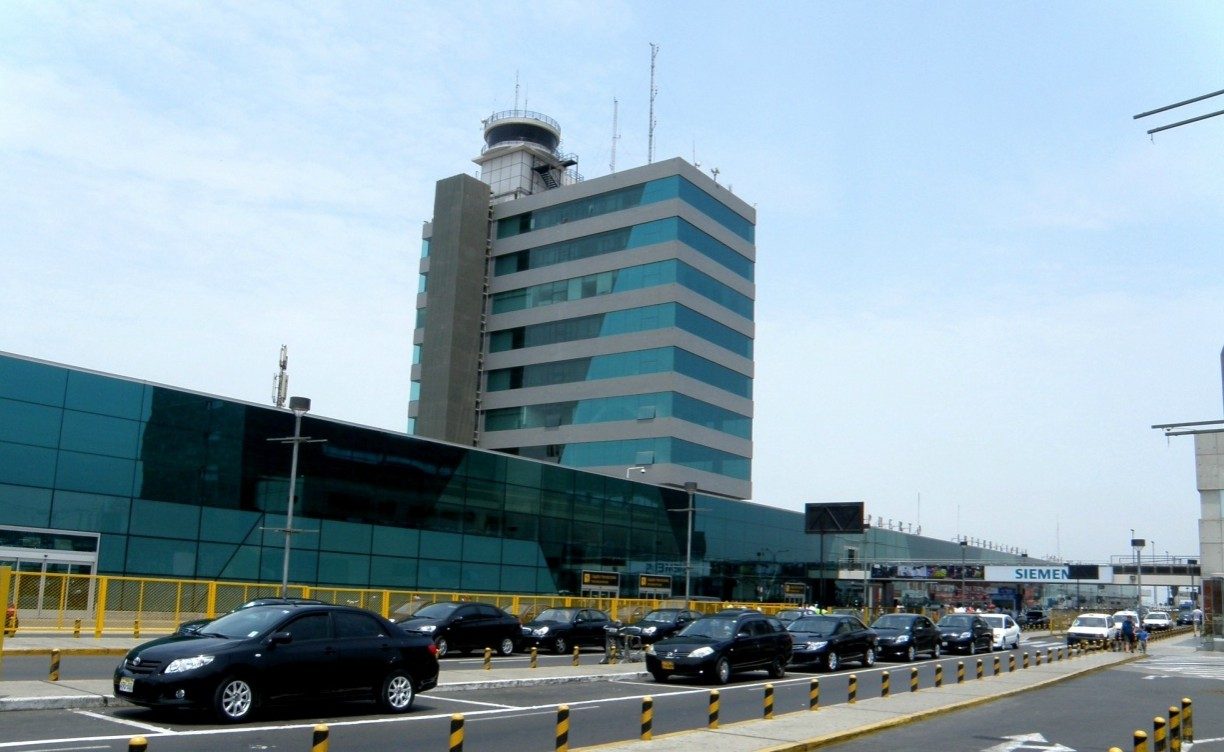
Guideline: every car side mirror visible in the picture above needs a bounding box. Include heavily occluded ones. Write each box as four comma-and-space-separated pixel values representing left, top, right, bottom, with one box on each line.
269, 631, 293, 646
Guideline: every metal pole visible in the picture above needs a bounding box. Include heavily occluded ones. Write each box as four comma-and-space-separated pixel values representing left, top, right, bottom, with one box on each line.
281, 407, 303, 598
683, 482, 697, 602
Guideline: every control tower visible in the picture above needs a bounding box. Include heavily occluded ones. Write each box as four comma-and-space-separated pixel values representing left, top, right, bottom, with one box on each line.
474, 110, 580, 203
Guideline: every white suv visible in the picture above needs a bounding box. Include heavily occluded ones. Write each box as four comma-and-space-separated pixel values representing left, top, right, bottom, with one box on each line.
1066, 613, 1119, 645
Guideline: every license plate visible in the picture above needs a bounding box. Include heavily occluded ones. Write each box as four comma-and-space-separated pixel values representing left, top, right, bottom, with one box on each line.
941, 640, 948, 646
119, 677, 134, 693
661, 660, 674, 670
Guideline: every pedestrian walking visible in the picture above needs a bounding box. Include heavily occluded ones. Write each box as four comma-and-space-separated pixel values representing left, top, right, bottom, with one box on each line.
1192, 607, 1203, 637
1121, 615, 1136, 653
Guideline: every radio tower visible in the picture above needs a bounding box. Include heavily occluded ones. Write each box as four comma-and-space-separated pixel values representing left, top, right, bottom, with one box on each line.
272, 345, 288, 408
610, 98, 620, 173
647, 43, 658, 164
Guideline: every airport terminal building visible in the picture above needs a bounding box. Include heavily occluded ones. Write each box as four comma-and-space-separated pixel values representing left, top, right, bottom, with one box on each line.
1, 350, 1040, 607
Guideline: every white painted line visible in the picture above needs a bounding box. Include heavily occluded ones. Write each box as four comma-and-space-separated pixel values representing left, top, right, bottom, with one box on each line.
19, 747, 109, 752
72, 710, 173, 734
427, 695, 523, 709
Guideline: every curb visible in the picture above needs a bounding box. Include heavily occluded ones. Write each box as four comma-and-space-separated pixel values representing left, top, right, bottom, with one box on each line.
0, 694, 129, 711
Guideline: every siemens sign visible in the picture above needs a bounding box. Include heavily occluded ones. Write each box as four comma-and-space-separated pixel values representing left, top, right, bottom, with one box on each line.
985, 565, 1112, 584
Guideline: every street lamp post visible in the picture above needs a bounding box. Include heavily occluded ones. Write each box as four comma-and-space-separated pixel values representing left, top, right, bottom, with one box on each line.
682, 482, 696, 602
959, 538, 968, 605
268, 397, 325, 598
1131, 532, 1145, 613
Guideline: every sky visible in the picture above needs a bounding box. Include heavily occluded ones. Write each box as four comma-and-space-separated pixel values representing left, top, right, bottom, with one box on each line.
2, 2, 1222, 564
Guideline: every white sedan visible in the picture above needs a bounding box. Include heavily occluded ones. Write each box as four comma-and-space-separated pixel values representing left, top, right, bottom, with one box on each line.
1143, 611, 1173, 631
980, 613, 1022, 650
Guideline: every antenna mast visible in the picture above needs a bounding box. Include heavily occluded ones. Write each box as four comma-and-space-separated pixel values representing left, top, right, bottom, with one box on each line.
648, 43, 658, 164
272, 345, 288, 408
514, 70, 520, 110
610, 97, 620, 173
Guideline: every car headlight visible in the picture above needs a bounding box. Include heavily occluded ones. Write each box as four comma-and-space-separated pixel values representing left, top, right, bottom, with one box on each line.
417, 624, 437, 633
895, 635, 910, 644
165, 655, 215, 674
644, 644, 656, 655
533, 626, 550, 637
807, 640, 828, 650
689, 646, 715, 658
642, 626, 657, 635
958, 632, 971, 639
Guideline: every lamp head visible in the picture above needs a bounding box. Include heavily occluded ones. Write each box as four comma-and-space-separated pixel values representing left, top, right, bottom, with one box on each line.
288, 396, 311, 415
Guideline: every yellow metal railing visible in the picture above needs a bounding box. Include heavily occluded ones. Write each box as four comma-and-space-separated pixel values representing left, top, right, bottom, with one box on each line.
4, 571, 788, 636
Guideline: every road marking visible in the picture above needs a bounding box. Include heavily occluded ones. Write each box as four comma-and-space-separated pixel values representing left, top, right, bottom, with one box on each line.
71, 710, 173, 734
427, 695, 523, 709
17, 747, 109, 752
981, 732, 1075, 751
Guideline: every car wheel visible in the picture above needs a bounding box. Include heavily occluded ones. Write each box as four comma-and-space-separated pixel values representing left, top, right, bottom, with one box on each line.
213, 676, 255, 723
650, 669, 670, 683
968, 641, 977, 656
552, 636, 568, 655
863, 647, 876, 667
904, 645, 916, 662
435, 637, 449, 658
498, 637, 515, 656
768, 656, 786, 679
378, 669, 416, 713
709, 656, 731, 685
826, 651, 841, 671
932, 642, 941, 658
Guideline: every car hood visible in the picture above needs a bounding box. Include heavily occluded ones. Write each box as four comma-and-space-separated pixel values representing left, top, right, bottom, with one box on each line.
524, 619, 569, 630
872, 626, 909, 637
651, 634, 724, 652
626, 619, 672, 630
787, 629, 834, 640
399, 617, 443, 631
125, 633, 247, 661
938, 625, 973, 634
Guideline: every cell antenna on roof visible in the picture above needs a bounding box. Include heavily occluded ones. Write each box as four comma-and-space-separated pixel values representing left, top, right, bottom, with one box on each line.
514, 70, 520, 110
648, 42, 658, 164
272, 345, 288, 408
610, 97, 620, 173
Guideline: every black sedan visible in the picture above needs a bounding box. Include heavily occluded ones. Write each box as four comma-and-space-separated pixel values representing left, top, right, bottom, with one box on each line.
645, 611, 792, 684
396, 601, 521, 658
618, 608, 703, 645
175, 597, 324, 636
787, 614, 877, 671
114, 603, 439, 722
937, 614, 995, 654
521, 607, 615, 654
869, 613, 942, 661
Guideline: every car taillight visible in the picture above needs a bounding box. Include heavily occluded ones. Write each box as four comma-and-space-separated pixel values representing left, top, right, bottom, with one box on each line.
428, 642, 439, 657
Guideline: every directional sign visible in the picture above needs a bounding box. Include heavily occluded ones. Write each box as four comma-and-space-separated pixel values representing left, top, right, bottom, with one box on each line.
981, 733, 1075, 752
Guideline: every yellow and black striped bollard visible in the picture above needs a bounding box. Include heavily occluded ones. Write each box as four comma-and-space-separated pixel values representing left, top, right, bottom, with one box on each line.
530, 647, 538, 669
880, 670, 890, 698
935, 662, 943, 687
1023, 652, 1030, 668
1134, 730, 1149, 752
449, 713, 465, 752
556, 704, 570, 752
483, 647, 492, 671
909, 667, 918, 692
73, 619, 81, 638
128, 737, 148, 752
956, 661, 965, 684
572, 645, 580, 667
1035, 650, 1043, 667
992, 655, 1000, 675
641, 696, 653, 740
975, 659, 983, 680
312, 724, 329, 752
133, 619, 141, 638
764, 683, 774, 718
1154, 716, 1167, 752
809, 678, 819, 710
708, 689, 720, 728
1169, 706, 1181, 752
1009, 653, 1016, 672
1181, 698, 1193, 742
848, 673, 857, 703
49, 649, 61, 682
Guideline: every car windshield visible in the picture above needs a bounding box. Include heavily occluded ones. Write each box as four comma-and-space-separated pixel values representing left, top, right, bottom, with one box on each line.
938, 615, 974, 627
642, 609, 680, 622
411, 602, 461, 619
535, 608, 577, 622
980, 615, 1006, 627
788, 616, 839, 634
872, 615, 914, 630
1147, 612, 1169, 619
199, 607, 292, 638
679, 617, 737, 639
1072, 616, 1109, 628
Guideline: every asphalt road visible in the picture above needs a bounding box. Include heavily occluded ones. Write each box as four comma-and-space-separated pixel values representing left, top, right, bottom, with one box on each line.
0, 635, 1083, 752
